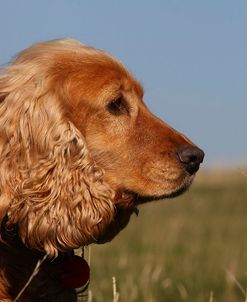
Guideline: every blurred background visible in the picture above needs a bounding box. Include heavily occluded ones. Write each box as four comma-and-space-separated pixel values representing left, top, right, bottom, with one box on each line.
1, 1, 246, 301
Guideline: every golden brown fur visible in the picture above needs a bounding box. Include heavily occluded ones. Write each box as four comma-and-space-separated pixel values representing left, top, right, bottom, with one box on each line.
0, 39, 203, 301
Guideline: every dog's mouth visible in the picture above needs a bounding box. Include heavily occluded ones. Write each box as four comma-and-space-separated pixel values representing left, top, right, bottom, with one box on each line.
114, 182, 190, 213
114, 169, 196, 210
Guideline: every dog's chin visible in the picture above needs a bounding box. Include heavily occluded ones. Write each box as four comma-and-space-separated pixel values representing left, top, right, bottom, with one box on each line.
135, 182, 190, 204
140, 174, 195, 203
115, 175, 194, 208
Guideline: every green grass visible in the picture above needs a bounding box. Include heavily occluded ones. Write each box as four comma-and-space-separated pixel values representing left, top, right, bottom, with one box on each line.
82, 170, 247, 302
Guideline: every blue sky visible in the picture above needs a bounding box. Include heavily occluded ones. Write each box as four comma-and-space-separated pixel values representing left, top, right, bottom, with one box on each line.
0, 0, 246, 167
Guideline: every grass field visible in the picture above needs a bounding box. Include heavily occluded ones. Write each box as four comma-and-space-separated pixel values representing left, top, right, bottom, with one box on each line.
81, 169, 247, 302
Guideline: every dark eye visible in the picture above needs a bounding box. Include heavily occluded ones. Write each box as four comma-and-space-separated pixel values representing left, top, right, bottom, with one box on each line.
107, 97, 129, 116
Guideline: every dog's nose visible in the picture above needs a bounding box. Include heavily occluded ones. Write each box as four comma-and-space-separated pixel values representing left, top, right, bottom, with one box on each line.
177, 146, 204, 175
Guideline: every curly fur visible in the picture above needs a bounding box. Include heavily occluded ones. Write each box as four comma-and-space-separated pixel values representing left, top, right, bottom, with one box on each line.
0, 41, 115, 256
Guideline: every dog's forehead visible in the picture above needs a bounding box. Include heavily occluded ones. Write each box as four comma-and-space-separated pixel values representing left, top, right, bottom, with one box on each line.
102, 66, 143, 101
49, 45, 144, 107
63, 52, 144, 100
79, 50, 144, 98
120, 76, 144, 98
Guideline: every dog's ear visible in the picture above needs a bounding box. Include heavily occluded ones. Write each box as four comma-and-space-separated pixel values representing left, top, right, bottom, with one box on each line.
0, 60, 115, 256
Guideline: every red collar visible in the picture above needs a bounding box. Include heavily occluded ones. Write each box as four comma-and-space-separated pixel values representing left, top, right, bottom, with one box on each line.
62, 254, 90, 292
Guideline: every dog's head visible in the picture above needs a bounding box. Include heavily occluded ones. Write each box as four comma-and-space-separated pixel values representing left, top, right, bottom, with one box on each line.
0, 39, 204, 255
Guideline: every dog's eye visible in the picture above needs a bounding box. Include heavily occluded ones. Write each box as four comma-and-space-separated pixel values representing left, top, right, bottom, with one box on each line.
107, 97, 129, 116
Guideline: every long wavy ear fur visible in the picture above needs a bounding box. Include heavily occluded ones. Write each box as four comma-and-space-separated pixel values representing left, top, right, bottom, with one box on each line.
0, 41, 115, 256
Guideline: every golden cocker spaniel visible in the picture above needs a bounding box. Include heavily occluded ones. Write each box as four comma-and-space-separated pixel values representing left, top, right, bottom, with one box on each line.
0, 39, 204, 301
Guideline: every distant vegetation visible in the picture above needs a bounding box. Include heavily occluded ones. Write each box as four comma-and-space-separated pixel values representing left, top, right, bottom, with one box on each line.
80, 169, 247, 302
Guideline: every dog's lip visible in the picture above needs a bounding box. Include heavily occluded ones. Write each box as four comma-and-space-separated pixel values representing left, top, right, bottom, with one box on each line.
114, 179, 192, 208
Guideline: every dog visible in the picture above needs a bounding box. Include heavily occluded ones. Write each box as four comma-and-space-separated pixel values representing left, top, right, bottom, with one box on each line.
0, 39, 204, 301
